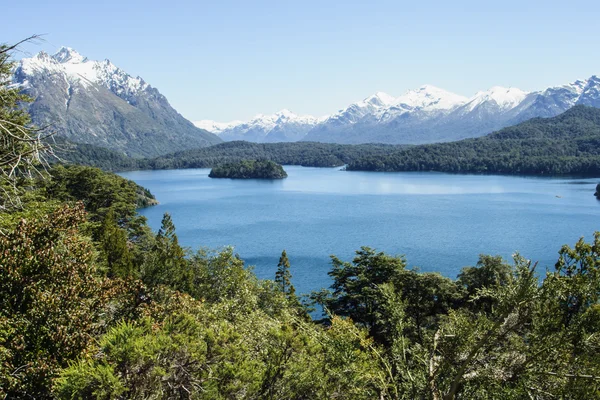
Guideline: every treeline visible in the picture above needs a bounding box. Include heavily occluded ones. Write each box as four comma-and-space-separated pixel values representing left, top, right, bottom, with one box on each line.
147, 141, 402, 170
209, 159, 288, 179
53, 140, 140, 171
347, 105, 600, 175
56, 140, 404, 171
1, 164, 600, 399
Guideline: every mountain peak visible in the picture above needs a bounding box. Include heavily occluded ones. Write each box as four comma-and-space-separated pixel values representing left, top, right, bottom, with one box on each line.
394, 85, 467, 111
275, 109, 296, 117
364, 92, 396, 106
52, 47, 88, 64
467, 86, 529, 110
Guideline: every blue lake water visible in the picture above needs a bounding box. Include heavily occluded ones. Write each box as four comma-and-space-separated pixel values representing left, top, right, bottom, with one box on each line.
120, 167, 600, 295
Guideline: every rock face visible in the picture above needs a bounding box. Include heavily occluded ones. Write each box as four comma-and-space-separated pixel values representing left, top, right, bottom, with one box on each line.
13, 47, 221, 157
209, 160, 287, 179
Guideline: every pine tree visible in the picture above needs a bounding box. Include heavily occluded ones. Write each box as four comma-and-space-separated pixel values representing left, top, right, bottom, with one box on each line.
275, 250, 296, 299
144, 212, 190, 291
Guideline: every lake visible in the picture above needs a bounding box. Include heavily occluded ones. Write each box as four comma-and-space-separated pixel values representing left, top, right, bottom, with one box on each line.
120, 167, 600, 296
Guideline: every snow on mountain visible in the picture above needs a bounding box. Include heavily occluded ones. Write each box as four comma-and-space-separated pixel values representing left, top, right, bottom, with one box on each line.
13, 47, 221, 157
18, 47, 150, 102
20, 49, 600, 148
198, 75, 600, 145
576, 75, 600, 107
393, 85, 468, 111
200, 109, 327, 142
375, 85, 468, 123
193, 120, 243, 134
463, 86, 529, 112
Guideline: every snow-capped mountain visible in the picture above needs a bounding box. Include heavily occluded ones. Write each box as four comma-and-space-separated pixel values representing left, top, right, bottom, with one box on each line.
205, 77, 600, 145
193, 120, 243, 134
195, 109, 327, 143
304, 86, 472, 143
13, 47, 221, 157
462, 86, 529, 112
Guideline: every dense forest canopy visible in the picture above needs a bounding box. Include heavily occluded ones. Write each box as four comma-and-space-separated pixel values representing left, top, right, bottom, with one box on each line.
209, 159, 288, 179
2, 40, 600, 399
347, 105, 600, 175
55, 140, 404, 171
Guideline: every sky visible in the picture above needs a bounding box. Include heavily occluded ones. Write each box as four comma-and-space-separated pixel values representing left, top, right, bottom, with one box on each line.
4, 0, 600, 122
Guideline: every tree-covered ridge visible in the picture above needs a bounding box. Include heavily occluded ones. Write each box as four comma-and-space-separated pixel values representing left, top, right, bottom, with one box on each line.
52, 139, 140, 172
209, 159, 288, 179
347, 105, 600, 175
151, 141, 400, 170
55, 140, 404, 171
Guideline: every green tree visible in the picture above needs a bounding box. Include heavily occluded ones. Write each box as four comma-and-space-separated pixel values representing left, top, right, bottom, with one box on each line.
100, 208, 134, 278
323, 247, 408, 344
275, 250, 295, 296
142, 212, 190, 292
457, 254, 512, 314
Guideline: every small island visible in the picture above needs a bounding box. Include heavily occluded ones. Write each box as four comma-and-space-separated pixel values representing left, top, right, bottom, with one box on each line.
209, 160, 288, 179
595, 183, 600, 199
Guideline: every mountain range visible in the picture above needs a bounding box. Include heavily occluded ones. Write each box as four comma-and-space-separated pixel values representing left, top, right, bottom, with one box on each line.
13, 47, 221, 157
197, 78, 600, 145
14, 47, 600, 151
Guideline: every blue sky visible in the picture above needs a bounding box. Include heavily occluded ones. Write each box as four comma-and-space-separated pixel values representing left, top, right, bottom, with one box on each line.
5, 0, 600, 121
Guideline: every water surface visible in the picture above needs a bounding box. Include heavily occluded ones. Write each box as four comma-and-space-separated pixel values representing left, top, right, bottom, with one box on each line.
120, 167, 600, 295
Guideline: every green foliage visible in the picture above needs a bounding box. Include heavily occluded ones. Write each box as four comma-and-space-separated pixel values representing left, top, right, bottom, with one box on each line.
59, 140, 404, 172
2, 66, 599, 398
43, 165, 154, 223
0, 204, 103, 398
348, 105, 600, 175
457, 254, 512, 314
275, 250, 295, 295
209, 159, 288, 179
53, 139, 141, 172
324, 247, 408, 344
100, 209, 135, 278
141, 212, 190, 292
148, 141, 402, 170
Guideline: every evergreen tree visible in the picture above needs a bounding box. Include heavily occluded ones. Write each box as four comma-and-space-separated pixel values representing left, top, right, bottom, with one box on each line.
100, 208, 134, 278
143, 212, 190, 291
275, 250, 296, 299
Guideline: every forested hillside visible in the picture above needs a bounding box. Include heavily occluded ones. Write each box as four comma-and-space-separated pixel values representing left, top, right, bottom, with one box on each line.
55, 140, 403, 171
347, 105, 600, 175
145, 141, 402, 169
